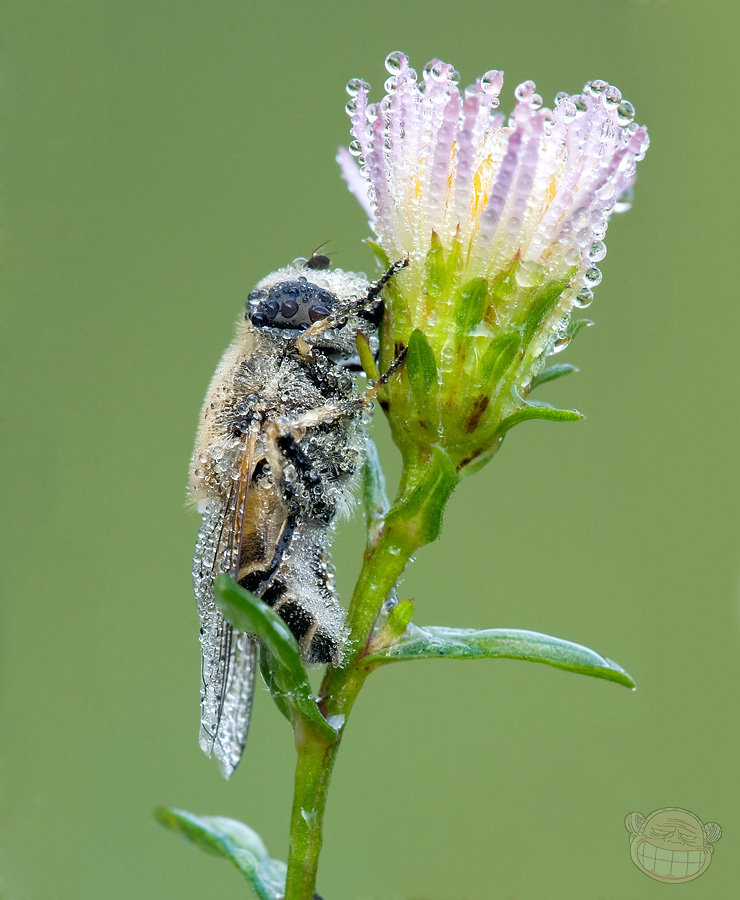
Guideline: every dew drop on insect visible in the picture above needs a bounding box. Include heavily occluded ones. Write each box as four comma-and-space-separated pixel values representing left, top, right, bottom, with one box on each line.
616, 99, 636, 126
385, 50, 405, 74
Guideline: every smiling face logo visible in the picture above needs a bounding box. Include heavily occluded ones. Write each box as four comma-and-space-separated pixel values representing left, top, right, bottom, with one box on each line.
625, 808, 721, 883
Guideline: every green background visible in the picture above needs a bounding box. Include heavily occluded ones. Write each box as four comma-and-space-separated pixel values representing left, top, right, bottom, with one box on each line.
2, 1, 738, 898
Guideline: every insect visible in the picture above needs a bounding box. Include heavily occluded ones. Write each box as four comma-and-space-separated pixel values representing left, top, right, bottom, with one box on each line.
189, 254, 407, 778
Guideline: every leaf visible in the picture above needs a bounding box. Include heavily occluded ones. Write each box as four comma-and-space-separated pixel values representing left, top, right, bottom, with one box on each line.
406, 329, 438, 398
356, 331, 379, 381
453, 277, 489, 333
214, 576, 335, 741
521, 279, 570, 344
155, 808, 286, 900
479, 330, 521, 393
384, 447, 457, 548
364, 239, 390, 270
364, 624, 635, 688
530, 363, 579, 390
494, 405, 583, 440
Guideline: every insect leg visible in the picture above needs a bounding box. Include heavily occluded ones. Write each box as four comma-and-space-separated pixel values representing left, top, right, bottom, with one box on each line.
296, 255, 409, 356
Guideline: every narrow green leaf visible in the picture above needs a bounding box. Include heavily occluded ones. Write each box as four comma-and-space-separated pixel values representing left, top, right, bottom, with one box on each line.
453, 277, 489, 333
530, 363, 579, 390
495, 405, 583, 440
405, 329, 438, 419
385, 447, 457, 547
155, 808, 286, 900
520, 274, 575, 344
479, 330, 521, 392
364, 239, 390, 270
214, 576, 335, 741
356, 331, 379, 382
364, 625, 635, 688
424, 231, 447, 297
566, 318, 593, 340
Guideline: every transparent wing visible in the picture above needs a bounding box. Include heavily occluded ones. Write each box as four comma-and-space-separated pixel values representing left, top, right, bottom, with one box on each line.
192, 431, 258, 779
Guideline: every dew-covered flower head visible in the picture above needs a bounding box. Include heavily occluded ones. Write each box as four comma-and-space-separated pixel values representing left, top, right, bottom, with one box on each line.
339, 52, 649, 472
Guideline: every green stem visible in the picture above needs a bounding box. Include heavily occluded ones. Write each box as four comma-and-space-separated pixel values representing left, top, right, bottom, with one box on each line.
283, 449, 458, 900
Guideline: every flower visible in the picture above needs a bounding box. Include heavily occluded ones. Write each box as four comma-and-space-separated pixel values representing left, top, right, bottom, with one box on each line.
339, 52, 649, 472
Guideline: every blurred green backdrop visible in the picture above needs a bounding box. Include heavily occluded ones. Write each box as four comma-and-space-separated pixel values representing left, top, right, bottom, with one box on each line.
2, 1, 738, 898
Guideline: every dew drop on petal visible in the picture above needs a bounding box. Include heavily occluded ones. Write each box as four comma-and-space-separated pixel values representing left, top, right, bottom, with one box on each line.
366, 102, 379, 122
604, 85, 622, 108
589, 240, 607, 263
585, 79, 608, 97
384, 75, 398, 94
614, 186, 634, 214
585, 266, 603, 286
345, 78, 365, 97
481, 70, 503, 93
575, 287, 594, 308
573, 95, 588, 115
348, 140, 362, 157
515, 80, 536, 102
385, 51, 405, 74
450, 69, 461, 86
616, 99, 636, 126
345, 98, 357, 116
554, 91, 569, 105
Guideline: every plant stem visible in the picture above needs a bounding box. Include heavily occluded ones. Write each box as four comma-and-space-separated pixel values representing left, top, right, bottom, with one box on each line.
283, 450, 458, 900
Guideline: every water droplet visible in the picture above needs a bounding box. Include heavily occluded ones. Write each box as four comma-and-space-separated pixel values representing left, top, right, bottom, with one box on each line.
554, 91, 569, 105
616, 99, 635, 126
551, 334, 571, 354
423, 59, 446, 82
561, 99, 577, 122
573, 95, 588, 115
384, 75, 398, 94
589, 240, 607, 262
385, 51, 405, 74
366, 102, 379, 122
599, 119, 616, 143
345, 98, 357, 116
515, 80, 536, 102
614, 186, 634, 214
531, 93, 543, 109
480, 70, 502, 93
345, 77, 365, 97
450, 69, 461, 86
348, 140, 362, 157
585, 266, 602, 287
604, 85, 622, 108
574, 287, 593, 308
585, 79, 608, 97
